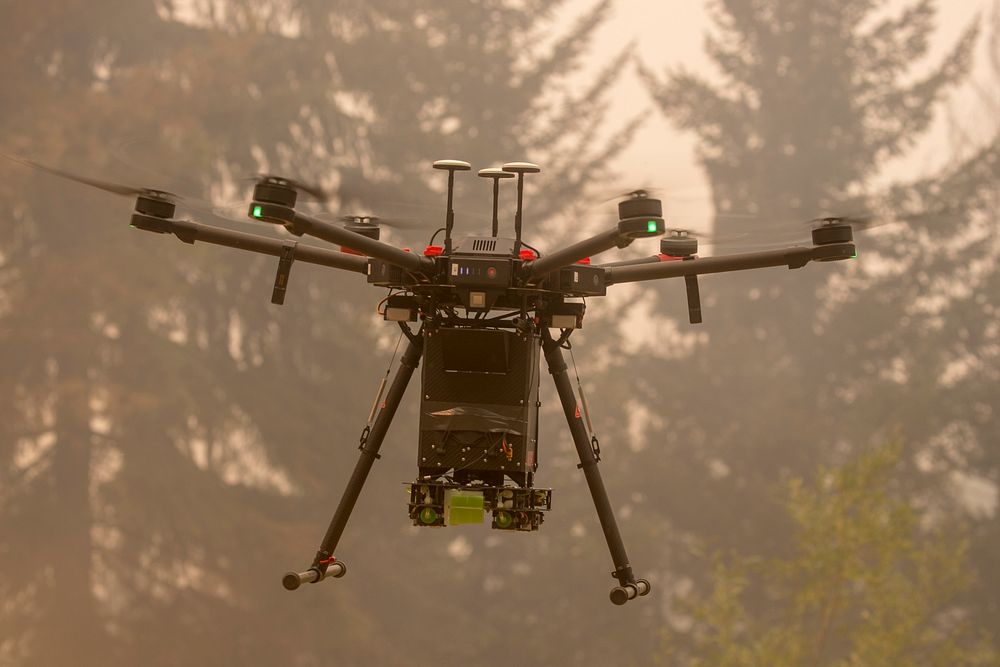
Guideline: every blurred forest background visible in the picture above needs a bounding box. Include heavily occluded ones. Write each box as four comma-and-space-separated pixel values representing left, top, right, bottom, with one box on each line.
0, 1, 997, 665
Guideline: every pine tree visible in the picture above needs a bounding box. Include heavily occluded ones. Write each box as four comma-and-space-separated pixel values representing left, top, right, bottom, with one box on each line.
619, 2, 977, 527
594, 0, 986, 645
659, 444, 1000, 667
819, 9, 1000, 626
640, 0, 977, 224
0, 1, 639, 663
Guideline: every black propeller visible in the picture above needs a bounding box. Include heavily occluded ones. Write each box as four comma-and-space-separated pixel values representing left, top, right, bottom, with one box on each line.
0, 153, 346, 233
3, 152, 178, 201
246, 173, 333, 202
659, 227, 757, 256
0, 151, 238, 225
333, 214, 426, 230
595, 186, 666, 203
809, 214, 877, 229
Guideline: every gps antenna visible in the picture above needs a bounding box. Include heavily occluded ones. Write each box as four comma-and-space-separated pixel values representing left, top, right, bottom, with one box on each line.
432, 160, 472, 254
478, 167, 515, 237
501, 162, 541, 255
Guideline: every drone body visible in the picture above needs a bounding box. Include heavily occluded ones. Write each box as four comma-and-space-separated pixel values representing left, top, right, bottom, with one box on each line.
10, 154, 857, 605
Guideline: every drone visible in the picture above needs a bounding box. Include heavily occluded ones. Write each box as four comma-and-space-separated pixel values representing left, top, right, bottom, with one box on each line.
8, 155, 858, 605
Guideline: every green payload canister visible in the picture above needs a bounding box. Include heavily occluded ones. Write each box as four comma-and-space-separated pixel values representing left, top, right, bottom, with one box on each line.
445, 489, 485, 525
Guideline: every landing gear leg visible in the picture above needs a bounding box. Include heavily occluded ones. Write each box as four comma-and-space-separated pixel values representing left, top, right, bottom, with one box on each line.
541, 329, 651, 605
283, 325, 424, 590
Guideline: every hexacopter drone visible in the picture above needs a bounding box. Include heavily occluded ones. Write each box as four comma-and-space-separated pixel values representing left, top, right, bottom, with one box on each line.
10, 156, 858, 605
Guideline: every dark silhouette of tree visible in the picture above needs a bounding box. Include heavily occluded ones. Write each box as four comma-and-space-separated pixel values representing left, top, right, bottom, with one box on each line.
641, 0, 976, 225
824, 45, 1000, 628
0, 5, 234, 664
610, 0, 987, 646
0, 1, 641, 665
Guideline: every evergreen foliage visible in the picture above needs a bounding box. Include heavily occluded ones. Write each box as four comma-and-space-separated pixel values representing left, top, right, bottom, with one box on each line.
659, 443, 1000, 667
629, 0, 998, 657
0, 2, 636, 664
640, 0, 978, 223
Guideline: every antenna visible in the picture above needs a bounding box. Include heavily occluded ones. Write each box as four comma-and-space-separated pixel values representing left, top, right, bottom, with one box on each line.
477, 167, 515, 237
432, 160, 472, 254
501, 162, 541, 255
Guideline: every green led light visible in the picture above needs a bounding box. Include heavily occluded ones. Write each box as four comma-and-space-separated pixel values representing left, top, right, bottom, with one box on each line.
852, 251, 858, 259
418, 507, 437, 525
494, 510, 513, 528
252, 205, 263, 218
647, 220, 658, 233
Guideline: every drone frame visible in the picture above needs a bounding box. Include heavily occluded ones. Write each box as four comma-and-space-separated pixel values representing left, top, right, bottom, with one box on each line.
123, 161, 857, 606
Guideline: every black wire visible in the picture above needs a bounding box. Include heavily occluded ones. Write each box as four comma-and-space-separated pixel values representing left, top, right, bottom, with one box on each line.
483, 310, 520, 322
521, 241, 542, 257
376, 288, 396, 316
428, 227, 447, 246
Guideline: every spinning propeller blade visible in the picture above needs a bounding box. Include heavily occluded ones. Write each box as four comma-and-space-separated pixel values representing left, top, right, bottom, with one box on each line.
245, 173, 333, 202
332, 214, 427, 230
662, 226, 757, 245
809, 214, 877, 229
2, 151, 176, 200
595, 186, 666, 203
1, 151, 281, 231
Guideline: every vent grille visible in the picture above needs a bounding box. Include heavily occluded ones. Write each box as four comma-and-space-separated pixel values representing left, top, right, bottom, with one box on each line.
454, 236, 515, 255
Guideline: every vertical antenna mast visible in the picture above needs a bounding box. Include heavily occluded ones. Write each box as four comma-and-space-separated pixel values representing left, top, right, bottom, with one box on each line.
501, 162, 541, 255
477, 167, 515, 237
432, 160, 472, 254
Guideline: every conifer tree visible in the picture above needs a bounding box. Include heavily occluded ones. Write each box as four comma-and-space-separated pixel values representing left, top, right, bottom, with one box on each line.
606, 0, 984, 643
0, 1, 639, 663
659, 444, 999, 667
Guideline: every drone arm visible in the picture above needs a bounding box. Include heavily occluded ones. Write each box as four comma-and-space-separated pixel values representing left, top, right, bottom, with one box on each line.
523, 216, 665, 281
135, 217, 368, 273
290, 211, 436, 276
594, 255, 661, 269
523, 227, 619, 280
603, 243, 855, 285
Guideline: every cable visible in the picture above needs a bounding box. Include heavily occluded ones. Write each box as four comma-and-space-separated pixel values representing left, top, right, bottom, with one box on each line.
521, 241, 542, 257
556, 329, 573, 347
365, 329, 404, 425
483, 310, 520, 323
376, 289, 396, 316
428, 227, 447, 246
568, 343, 600, 460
